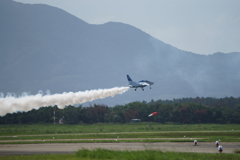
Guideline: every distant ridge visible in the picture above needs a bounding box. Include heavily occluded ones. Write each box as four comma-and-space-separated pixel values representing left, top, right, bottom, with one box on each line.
1, 0, 240, 106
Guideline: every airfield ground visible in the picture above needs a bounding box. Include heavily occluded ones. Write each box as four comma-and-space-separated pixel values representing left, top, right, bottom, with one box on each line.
0, 124, 239, 156
0, 141, 239, 156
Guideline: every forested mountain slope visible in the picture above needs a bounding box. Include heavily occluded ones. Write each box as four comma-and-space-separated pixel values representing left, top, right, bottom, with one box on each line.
1, 0, 240, 106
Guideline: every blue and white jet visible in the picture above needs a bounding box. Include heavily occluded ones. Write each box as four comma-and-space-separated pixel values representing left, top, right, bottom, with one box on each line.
127, 75, 154, 91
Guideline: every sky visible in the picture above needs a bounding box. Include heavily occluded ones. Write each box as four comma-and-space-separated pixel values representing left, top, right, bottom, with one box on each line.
14, 0, 240, 55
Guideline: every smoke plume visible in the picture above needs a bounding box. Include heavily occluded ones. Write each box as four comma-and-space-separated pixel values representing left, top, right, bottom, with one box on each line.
0, 87, 129, 116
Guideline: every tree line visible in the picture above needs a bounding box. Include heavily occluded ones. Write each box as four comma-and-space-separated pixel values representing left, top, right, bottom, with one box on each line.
1, 97, 240, 124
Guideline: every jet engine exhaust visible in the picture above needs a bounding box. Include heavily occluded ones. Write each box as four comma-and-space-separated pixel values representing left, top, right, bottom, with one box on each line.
0, 87, 129, 116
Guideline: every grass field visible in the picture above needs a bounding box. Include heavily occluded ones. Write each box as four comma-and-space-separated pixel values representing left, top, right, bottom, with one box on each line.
1, 149, 240, 160
0, 123, 239, 135
0, 131, 240, 144
0, 123, 239, 159
0, 123, 239, 144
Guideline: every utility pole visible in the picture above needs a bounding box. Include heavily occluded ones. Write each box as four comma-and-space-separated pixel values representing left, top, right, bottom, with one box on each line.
53, 107, 56, 124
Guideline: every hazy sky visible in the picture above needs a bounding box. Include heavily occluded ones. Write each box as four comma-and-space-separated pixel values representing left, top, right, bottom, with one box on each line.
14, 0, 240, 55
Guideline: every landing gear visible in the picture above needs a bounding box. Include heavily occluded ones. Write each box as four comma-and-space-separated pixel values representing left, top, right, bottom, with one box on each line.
135, 89, 137, 91
142, 88, 144, 91
150, 86, 152, 89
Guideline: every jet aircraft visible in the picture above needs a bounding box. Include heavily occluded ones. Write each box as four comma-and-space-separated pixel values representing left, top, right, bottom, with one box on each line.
127, 75, 154, 91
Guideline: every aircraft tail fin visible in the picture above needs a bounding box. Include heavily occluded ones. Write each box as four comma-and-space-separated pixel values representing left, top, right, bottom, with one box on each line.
127, 75, 132, 82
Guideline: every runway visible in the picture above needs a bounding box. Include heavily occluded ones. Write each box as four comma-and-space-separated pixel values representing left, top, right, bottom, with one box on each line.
0, 142, 239, 156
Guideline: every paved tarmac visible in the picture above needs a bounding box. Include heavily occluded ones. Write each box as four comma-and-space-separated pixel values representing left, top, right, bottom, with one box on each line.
0, 142, 239, 156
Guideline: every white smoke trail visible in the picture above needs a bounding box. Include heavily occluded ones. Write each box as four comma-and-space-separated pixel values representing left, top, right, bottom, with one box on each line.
0, 87, 129, 116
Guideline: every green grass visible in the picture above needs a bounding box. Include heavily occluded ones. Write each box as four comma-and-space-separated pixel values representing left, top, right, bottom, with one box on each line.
1, 149, 240, 160
1, 131, 239, 141
0, 123, 239, 144
1, 124, 239, 159
0, 123, 239, 136
75, 149, 240, 160
1, 138, 239, 145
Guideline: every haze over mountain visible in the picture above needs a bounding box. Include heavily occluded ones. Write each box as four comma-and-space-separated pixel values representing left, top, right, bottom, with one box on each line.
1, 0, 240, 106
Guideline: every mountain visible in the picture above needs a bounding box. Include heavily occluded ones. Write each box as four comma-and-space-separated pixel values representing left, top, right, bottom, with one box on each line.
1, 0, 240, 106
